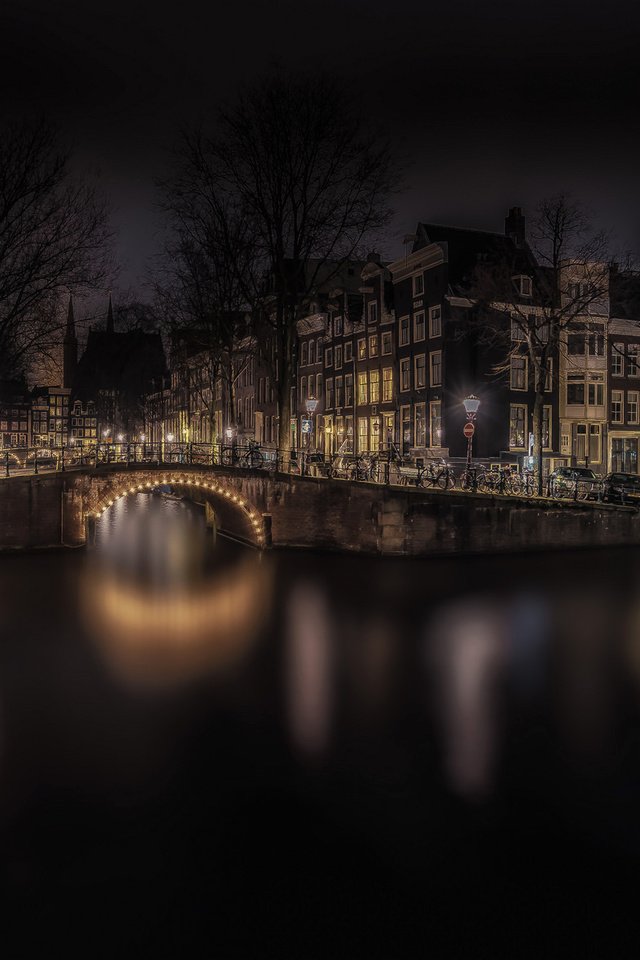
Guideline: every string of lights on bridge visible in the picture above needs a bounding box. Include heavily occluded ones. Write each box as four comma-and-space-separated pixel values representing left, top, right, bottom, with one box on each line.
91, 476, 265, 547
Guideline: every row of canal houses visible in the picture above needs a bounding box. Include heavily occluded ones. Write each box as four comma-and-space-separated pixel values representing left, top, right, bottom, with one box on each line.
144, 207, 640, 475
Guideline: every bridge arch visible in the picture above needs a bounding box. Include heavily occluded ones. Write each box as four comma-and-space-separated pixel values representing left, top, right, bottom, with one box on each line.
86, 471, 264, 548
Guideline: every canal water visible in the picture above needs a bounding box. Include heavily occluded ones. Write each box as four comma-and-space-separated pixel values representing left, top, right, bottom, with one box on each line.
1, 492, 640, 956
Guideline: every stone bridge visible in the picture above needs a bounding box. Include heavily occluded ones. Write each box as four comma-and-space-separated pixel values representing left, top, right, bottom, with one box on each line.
2, 462, 640, 557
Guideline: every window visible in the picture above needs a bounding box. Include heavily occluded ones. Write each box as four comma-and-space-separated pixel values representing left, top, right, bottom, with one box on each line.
401, 405, 412, 449
412, 274, 424, 298
511, 356, 527, 391
316, 374, 323, 399
335, 345, 343, 369
415, 403, 426, 446
568, 331, 585, 355
587, 328, 605, 357
334, 315, 343, 336
513, 275, 532, 297
383, 367, 393, 402
369, 370, 380, 403
301, 376, 308, 402
511, 315, 525, 340
611, 437, 639, 474
588, 381, 604, 406
612, 390, 624, 423
538, 318, 550, 342
510, 404, 527, 448
335, 376, 344, 408
430, 351, 442, 387
414, 311, 425, 342
628, 344, 640, 377
628, 391, 639, 424
535, 358, 553, 392
344, 341, 353, 363
429, 305, 442, 338
358, 338, 367, 360
358, 417, 368, 453
325, 347, 333, 367
345, 374, 354, 406
368, 301, 378, 324
358, 372, 368, 405
569, 281, 591, 299
415, 354, 426, 389
326, 378, 334, 409
567, 379, 585, 405
309, 341, 316, 364
381, 331, 392, 355
369, 335, 378, 358
400, 358, 410, 392
399, 316, 410, 346
429, 401, 441, 448
612, 344, 625, 377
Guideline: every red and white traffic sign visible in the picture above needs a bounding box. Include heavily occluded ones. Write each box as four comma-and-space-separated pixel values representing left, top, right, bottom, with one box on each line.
463, 422, 475, 438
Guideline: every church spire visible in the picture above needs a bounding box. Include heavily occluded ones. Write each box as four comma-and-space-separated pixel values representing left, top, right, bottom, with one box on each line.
106, 292, 114, 335
63, 293, 77, 388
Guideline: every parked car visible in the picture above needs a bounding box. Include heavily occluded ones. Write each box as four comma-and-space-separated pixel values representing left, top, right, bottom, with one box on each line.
601, 472, 640, 505
548, 466, 601, 500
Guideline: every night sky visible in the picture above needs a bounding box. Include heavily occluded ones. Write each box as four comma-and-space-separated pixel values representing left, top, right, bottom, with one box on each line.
2, 0, 640, 292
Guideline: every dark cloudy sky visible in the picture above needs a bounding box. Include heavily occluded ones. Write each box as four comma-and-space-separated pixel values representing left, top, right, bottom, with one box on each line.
2, 0, 640, 293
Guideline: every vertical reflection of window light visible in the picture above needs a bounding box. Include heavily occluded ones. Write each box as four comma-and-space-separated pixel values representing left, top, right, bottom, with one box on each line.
285, 582, 333, 757
428, 598, 506, 799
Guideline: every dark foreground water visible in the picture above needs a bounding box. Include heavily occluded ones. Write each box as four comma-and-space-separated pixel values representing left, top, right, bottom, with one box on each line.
1, 493, 640, 956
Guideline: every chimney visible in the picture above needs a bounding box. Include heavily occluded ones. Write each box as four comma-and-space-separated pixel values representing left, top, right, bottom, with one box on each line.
505, 207, 526, 248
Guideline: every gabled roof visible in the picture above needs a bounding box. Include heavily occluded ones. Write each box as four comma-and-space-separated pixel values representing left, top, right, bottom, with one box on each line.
414, 222, 539, 296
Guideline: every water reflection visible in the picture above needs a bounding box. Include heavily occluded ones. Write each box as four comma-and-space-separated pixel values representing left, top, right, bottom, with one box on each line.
2, 533, 640, 954
81, 492, 272, 688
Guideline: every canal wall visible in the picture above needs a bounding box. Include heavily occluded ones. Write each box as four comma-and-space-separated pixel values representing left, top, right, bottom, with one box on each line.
0, 466, 639, 557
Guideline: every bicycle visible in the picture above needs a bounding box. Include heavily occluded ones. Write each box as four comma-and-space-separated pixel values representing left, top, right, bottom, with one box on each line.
348, 453, 375, 481
417, 459, 456, 490
478, 465, 523, 496
458, 465, 484, 492
243, 439, 264, 469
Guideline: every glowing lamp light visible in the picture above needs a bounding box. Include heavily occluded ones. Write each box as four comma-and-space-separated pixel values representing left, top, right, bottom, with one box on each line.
463, 395, 480, 416
117, 434, 124, 442
166, 433, 175, 442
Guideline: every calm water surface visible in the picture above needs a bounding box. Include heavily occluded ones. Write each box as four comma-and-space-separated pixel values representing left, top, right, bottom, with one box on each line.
1, 493, 640, 956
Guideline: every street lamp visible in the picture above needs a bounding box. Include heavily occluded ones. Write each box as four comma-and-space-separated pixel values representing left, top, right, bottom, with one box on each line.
304, 395, 318, 474
462, 395, 480, 471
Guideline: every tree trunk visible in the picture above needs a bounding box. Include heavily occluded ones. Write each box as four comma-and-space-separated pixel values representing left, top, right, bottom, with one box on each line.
277, 314, 294, 456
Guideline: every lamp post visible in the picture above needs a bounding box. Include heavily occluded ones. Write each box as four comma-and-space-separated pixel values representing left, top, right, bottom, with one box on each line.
304, 395, 318, 474
462, 395, 480, 471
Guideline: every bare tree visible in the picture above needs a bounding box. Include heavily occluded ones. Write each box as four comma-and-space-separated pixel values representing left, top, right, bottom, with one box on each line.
469, 195, 610, 493
155, 158, 260, 438
158, 69, 398, 451
0, 120, 113, 381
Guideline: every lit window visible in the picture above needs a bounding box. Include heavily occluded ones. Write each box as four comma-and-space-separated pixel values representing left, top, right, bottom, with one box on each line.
382, 368, 393, 402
